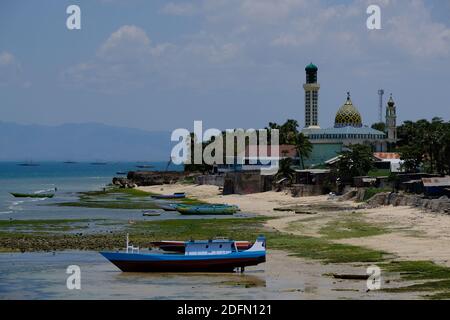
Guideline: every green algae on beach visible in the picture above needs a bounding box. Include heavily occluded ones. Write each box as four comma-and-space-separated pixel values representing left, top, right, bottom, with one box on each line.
53, 187, 205, 210
381, 260, 450, 299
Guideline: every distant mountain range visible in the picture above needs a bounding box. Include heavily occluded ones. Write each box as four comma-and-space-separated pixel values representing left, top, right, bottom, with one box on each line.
0, 121, 173, 161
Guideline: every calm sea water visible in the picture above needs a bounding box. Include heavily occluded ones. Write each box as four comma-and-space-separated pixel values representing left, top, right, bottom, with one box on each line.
0, 161, 181, 221
0, 162, 263, 300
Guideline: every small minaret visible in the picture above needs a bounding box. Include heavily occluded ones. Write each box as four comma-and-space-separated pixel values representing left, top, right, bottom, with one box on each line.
303, 63, 320, 128
378, 89, 384, 123
385, 94, 397, 142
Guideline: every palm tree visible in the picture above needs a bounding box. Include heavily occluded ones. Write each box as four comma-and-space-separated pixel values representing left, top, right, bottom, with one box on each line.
295, 133, 313, 169
275, 158, 295, 183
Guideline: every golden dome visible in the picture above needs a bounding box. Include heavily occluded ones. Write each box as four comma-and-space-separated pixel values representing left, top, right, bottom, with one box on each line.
334, 92, 362, 128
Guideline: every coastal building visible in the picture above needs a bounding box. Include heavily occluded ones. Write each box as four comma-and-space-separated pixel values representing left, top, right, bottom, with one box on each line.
300, 63, 397, 166
216, 144, 298, 173
303, 63, 320, 128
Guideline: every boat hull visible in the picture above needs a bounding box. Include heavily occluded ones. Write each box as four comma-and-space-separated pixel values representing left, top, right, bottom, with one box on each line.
153, 193, 186, 199
100, 251, 265, 272
176, 204, 238, 215
10, 193, 54, 198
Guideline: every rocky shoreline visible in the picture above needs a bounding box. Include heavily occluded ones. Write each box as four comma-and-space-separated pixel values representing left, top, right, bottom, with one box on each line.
366, 192, 450, 213
112, 171, 197, 188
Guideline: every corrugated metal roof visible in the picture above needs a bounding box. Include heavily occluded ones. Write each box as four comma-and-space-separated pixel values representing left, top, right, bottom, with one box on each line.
374, 152, 401, 160
294, 169, 331, 174
422, 177, 450, 187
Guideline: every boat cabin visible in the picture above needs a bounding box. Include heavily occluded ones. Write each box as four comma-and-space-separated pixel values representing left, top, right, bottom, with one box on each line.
185, 239, 235, 256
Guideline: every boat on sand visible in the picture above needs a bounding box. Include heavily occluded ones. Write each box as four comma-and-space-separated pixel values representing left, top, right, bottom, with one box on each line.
100, 235, 266, 272
153, 192, 186, 199
176, 204, 239, 215
150, 240, 253, 253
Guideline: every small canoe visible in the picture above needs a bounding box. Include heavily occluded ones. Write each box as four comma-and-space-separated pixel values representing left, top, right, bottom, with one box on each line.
153, 193, 186, 199
136, 165, 154, 169
10, 192, 54, 198
142, 210, 161, 217
176, 204, 238, 215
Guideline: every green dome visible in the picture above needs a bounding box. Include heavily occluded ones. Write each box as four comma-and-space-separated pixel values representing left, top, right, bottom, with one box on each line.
305, 63, 318, 71
334, 92, 362, 128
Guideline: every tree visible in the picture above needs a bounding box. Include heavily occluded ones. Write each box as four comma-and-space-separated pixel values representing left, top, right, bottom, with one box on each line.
371, 122, 386, 132
333, 144, 374, 184
275, 158, 295, 183
295, 132, 313, 169
398, 145, 422, 173
397, 118, 450, 174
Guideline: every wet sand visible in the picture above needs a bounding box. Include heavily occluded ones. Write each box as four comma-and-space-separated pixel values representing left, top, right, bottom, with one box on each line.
0, 250, 419, 300
139, 184, 450, 270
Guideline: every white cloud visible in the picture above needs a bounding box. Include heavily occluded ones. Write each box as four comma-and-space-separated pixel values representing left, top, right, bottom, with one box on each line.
64, 1, 450, 94
0, 51, 29, 87
160, 2, 197, 16
63, 25, 175, 93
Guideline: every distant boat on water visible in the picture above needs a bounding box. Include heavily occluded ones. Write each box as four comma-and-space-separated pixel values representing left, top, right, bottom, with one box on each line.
10, 192, 54, 198
136, 164, 154, 169
17, 161, 40, 167
116, 171, 127, 175
90, 161, 107, 165
63, 161, 77, 164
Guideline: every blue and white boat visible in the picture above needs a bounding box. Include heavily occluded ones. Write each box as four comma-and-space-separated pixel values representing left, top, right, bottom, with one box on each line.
100, 235, 266, 272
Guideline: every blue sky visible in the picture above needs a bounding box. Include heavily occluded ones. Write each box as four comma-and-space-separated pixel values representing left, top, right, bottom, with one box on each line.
1, 0, 449, 132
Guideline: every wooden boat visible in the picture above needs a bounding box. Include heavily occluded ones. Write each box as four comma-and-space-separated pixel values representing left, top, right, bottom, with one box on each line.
153, 192, 186, 199
150, 240, 253, 253
17, 161, 40, 167
100, 235, 266, 272
10, 192, 54, 198
176, 204, 238, 215
156, 203, 178, 211
142, 210, 161, 217
136, 165, 154, 169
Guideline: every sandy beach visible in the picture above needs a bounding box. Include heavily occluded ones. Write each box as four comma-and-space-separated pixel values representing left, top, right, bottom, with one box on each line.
139, 184, 450, 267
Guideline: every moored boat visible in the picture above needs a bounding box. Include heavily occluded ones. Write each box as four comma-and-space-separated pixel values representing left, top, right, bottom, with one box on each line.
100, 235, 266, 272
10, 192, 54, 198
155, 203, 178, 211
153, 192, 186, 199
142, 210, 161, 217
150, 239, 253, 253
176, 204, 239, 215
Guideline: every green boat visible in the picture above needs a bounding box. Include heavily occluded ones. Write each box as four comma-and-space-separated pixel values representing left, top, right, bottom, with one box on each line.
175, 204, 239, 215
10, 193, 54, 198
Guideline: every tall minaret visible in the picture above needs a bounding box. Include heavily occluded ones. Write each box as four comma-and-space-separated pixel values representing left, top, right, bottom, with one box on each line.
386, 94, 397, 142
303, 63, 320, 128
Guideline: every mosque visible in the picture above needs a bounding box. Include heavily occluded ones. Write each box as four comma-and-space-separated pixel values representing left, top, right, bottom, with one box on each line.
300, 63, 398, 166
